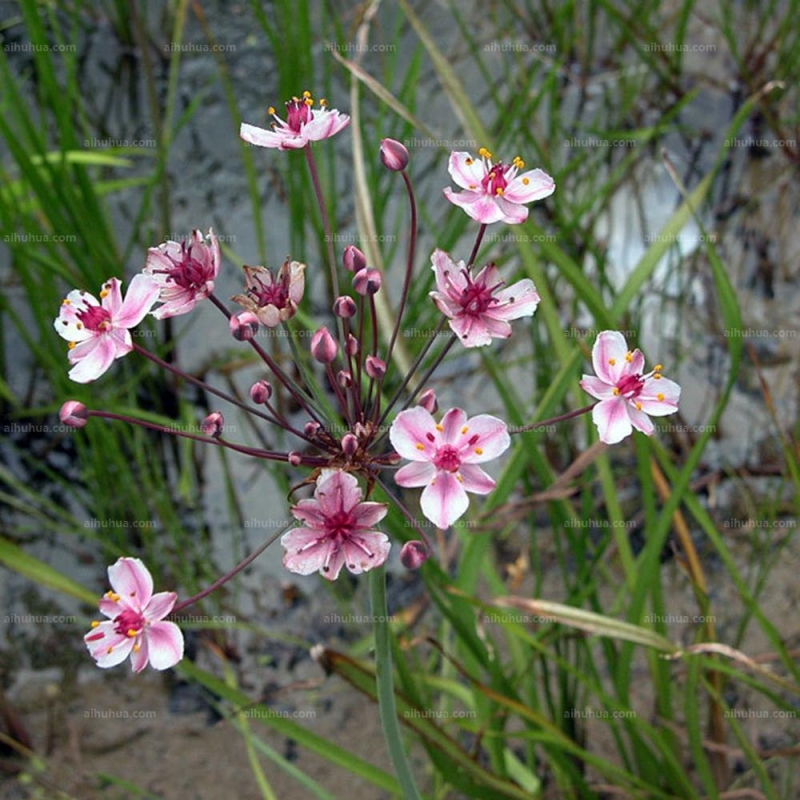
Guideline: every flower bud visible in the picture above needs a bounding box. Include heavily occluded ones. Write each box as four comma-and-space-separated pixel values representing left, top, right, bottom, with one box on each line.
201, 411, 225, 438
337, 369, 353, 388
365, 356, 386, 380
346, 333, 359, 356
400, 540, 429, 570
333, 295, 357, 318
343, 245, 366, 273
310, 326, 339, 364
380, 138, 409, 172
304, 421, 321, 437
288, 451, 302, 466
341, 433, 359, 456
230, 311, 260, 341
249, 380, 272, 404
417, 388, 438, 414
60, 400, 89, 428
353, 267, 382, 296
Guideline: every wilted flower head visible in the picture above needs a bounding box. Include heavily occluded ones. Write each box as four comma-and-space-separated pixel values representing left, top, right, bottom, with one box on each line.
240, 91, 350, 150
390, 407, 510, 529
231, 260, 305, 327
430, 249, 540, 347
444, 148, 555, 225
144, 229, 220, 319
54, 276, 160, 383
84, 557, 183, 673
281, 469, 390, 580
579, 331, 681, 444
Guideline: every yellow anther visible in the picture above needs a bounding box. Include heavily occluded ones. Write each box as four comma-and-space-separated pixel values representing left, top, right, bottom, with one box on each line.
653, 364, 663, 372
512, 156, 525, 169
495, 187, 504, 195
478, 147, 493, 159
302, 90, 312, 98
613, 387, 620, 396
465, 157, 473, 165
625, 351, 633, 362
608, 358, 616, 366
304, 97, 313, 106
99, 289, 109, 299
133, 643, 141, 653
415, 443, 425, 450
105, 591, 120, 602
319, 98, 328, 107
522, 177, 530, 185
68, 342, 76, 349
475, 447, 484, 455
657, 393, 665, 401
635, 401, 642, 410
76, 322, 83, 330
654, 374, 662, 380
62, 298, 71, 305
91, 620, 100, 628
106, 646, 114, 654
461, 426, 469, 434
268, 106, 276, 115
456, 474, 463, 483
435, 424, 444, 432
291, 95, 300, 102
469, 184, 477, 189
127, 629, 137, 638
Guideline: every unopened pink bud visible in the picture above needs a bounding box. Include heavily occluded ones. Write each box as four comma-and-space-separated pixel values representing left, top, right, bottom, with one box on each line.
59, 400, 89, 428
417, 388, 438, 414
353, 267, 382, 295
333, 296, 357, 318
346, 333, 359, 356
341, 433, 358, 456
310, 326, 339, 364
201, 411, 225, 438
365, 356, 386, 380
304, 421, 321, 437
249, 380, 272, 404
343, 245, 366, 273
400, 540, 429, 569
230, 311, 260, 341
337, 369, 353, 388
380, 138, 409, 172
288, 451, 302, 466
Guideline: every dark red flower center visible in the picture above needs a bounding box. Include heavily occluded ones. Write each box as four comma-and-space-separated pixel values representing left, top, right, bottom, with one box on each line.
286, 98, 312, 132
326, 509, 355, 538
249, 271, 290, 308
481, 163, 509, 196
113, 608, 145, 637
161, 243, 215, 290
616, 374, 644, 398
458, 268, 503, 315
78, 305, 112, 332
434, 444, 462, 472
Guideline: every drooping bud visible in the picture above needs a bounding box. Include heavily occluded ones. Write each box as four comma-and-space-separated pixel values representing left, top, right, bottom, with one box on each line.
341, 433, 359, 456
230, 311, 260, 341
417, 388, 438, 414
60, 400, 89, 428
400, 540, 429, 570
353, 267, 382, 296
288, 451, 302, 466
346, 333, 359, 356
380, 138, 409, 172
249, 380, 272, 404
304, 421, 320, 437
365, 356, 386, 380
343, 245, 366, 273
333, 296, 357, 318
201, 411, 225, 438
337, 369, 353, 388
310, 326, 339, 364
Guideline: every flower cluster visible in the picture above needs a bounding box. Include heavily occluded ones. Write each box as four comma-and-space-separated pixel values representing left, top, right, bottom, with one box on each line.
57, 92, 679, 672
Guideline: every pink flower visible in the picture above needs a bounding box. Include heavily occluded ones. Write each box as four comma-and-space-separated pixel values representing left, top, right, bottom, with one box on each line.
231, 261, 305, 327
443, 148, 555, 225
143, 229, 220, 319
579, 331, 681, 445
389, 407, 510, 529
430, 249, 540, 346
54, 276, 160, 383
84, 557, 184, 673
240, 91, 350, 150
281, 469, 390, 580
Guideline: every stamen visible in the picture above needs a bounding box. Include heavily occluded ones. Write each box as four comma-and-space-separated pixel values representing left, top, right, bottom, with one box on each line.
522, 178, 530, 185
461, 426, 469, 434
435, 424, 444, 432
99, 289, 109, 299
475, 447, 483, 455
654, 364, 663, 372
302, 90, 312, 98
106, 646, 114, 654
625, 351, 633, 362
62, 299, 71, 305
608, 358, 616, 366
613, 388, 620, 396
268, 106, 276, 115
465, 157, 473, 165
105, 591, 120, 602
416, 443, 425, 450
654, 374, 662, 380
319, 98, 328, 107
90, 620, 100, 628
133, 643, 141, 653
657, 393, 664, 401
478, 147, 493, 160
68, 342, 76, 349
635, 401, 642, 410
127, 629, 137, 637
495, 187, 504, 195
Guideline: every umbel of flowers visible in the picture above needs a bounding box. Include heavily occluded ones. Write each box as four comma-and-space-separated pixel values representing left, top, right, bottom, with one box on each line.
56, 92, 680, 672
